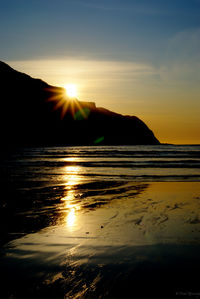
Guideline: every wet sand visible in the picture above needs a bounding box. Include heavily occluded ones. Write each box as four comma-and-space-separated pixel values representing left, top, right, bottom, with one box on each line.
1, 182, 200, 298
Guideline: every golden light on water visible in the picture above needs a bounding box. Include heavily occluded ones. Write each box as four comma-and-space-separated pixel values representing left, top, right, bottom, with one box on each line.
64, 84, 77, 98
61, 190, 80, 230
67, 207, 76, 228
64, 165, 81, 188
66, 165, 79, 173
61, 189, 78, 230
61, 163, 82, 231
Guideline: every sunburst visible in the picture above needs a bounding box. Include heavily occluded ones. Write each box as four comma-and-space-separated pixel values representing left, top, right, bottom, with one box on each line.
46, 86, 88, 120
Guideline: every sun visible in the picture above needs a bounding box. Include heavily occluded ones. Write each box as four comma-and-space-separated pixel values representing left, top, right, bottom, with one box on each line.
65, 84, 77, 98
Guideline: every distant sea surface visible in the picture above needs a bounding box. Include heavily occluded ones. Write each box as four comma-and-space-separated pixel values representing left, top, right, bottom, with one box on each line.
3, 144, 200, 185
1, 145, 200, 298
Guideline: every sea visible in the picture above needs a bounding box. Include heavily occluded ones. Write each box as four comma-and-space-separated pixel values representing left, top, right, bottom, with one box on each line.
0, 144, 200, 298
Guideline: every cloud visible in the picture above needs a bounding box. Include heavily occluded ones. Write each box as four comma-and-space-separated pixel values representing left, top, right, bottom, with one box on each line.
6, 58, 159, 106
6, 59, 156, 87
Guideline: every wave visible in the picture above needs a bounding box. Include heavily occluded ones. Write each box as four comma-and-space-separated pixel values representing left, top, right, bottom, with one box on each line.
2, 145, 200, 182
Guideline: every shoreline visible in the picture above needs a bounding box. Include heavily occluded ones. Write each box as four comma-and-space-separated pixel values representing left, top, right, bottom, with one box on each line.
1, 182, 200, 298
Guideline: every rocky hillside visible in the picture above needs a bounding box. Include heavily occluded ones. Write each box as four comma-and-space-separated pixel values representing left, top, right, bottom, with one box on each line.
0, 61, 160, 146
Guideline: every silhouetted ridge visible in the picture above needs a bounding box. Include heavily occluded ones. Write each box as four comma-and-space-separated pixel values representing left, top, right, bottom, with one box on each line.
0, 61, 160, 146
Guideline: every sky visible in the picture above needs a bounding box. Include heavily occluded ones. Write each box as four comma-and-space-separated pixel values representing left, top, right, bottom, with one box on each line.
0, 0, 200, 144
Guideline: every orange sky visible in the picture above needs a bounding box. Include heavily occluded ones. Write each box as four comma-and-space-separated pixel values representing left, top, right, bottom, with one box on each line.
7, 59, 200, 144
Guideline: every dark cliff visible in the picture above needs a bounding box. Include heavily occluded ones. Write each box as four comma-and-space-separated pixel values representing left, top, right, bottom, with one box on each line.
0, 61, 160, 146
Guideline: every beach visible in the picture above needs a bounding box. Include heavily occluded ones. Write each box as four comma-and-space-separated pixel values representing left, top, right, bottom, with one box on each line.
0, 146, 200, 298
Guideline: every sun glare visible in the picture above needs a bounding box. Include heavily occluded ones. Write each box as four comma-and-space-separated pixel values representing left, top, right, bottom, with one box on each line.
65, 84, 77, 98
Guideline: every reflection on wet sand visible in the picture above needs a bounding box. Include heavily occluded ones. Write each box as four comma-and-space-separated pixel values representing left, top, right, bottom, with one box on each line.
63, 164, 82, 231
1, 145, 200, 298
1, 161, 200, 299
62, 190, 81, 231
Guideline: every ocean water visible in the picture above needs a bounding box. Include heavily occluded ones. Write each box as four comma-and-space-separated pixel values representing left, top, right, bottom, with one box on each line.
1, 145, 200, 298
3, 144, 200, 184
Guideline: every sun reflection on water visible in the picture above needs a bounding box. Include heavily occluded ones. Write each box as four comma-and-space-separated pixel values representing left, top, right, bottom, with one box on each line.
67, 207, 76, 228
61, 163, 82, 231
64, 165, 81, 188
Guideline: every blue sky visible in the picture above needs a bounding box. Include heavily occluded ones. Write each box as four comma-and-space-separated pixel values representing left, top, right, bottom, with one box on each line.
1, 0, 200, 143
1, 0, 200, 61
